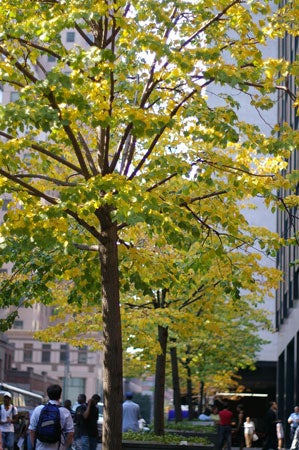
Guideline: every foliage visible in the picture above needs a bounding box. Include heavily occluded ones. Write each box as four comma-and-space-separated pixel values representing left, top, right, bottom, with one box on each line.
165, 422, 216, 433
122, 431, 211, 445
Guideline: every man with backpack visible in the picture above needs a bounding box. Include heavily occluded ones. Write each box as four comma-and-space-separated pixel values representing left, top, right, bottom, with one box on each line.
29, 384, 74, 450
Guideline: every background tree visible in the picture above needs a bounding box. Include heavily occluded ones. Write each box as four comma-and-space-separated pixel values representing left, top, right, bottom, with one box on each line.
0, 1, 298, 449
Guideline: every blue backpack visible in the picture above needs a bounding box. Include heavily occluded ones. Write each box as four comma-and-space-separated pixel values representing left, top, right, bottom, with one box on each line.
36, 403, 62, 444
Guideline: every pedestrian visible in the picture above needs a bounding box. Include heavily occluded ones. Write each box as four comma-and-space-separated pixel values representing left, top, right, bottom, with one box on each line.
217, 402, 233, 450
199, 407, 212, 421
0, 392, 18, 450
63, 400, 75, 420
276, 419, 284, 450
290, 426, 299, 450
210, 406, 220, 424
74, 394, 100, 450
244, 416, 255, 448
73, 394, 87, 450
29, 384, 74, 450
122, 392, 142, 433
262, 401, 278, 450
235, 404, 246, 450
288, 406, 299, 443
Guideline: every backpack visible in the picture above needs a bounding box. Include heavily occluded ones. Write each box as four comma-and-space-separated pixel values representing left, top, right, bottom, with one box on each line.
35, 403, 62, 444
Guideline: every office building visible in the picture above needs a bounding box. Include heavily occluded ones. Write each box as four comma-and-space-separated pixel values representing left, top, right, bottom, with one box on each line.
276, 19, 299, 440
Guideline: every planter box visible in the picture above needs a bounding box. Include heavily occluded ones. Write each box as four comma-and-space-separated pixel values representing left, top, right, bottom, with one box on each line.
123, 441, 214, 450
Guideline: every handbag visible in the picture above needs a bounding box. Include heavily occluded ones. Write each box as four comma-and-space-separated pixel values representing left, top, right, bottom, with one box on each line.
253, 433, 259, 441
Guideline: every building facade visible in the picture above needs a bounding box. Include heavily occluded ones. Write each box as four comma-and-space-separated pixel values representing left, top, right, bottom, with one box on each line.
5, 324, 103, 402
0, 332, 14, 380
276, 23, 299, 444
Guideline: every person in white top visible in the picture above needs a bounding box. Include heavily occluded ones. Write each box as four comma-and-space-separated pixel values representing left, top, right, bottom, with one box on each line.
288, 406, 299, 443
0, 392, 18, 450
29, 384, 74, 450
243, 416, 255, 448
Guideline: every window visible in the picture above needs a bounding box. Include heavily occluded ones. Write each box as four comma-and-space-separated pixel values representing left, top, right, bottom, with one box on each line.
65, 378, 86, 403
1, 198, 10, 211
66, 31, 75, 43
23, 343, 33, 362
60, 344, 68, 363
10, 92, 20, 102
78, 346, 88, 364
13, 320, 23, 329
41, 344, 51, 363
48, 55, 56, 62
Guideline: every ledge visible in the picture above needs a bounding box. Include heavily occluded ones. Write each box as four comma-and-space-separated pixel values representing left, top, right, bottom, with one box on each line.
122, 441, 214, 449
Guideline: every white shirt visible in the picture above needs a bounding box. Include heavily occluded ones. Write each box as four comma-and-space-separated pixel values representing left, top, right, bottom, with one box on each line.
29, 400, 74, 450
0, 404, 18, 433
244, 420, 255, 435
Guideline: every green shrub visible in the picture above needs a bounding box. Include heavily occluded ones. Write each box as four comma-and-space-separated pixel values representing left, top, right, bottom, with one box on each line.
122, 431, 212, 445
166, 421, 216, 433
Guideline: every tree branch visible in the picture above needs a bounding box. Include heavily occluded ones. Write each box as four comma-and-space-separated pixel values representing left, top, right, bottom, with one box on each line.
47, 92, 91, 179
0, 131, 83, 174
73, 243, 100, 251
0, 168, 102, 241
0, 46, 38, 83
178, 0, 242, 51
77, 132, 98, 176
14, 173, 77, 187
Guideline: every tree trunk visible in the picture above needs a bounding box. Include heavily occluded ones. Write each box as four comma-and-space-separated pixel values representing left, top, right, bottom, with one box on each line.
186, 365, 194, 420
185, 346, 194, 420
99, 222, 123, 450
199, 380, 204, 415
153, 324, 168, 435
170, 344, 183, 422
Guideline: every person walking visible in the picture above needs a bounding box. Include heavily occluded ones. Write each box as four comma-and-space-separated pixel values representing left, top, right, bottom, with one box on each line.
276, 419, 284, 450
75, 394, 100, 450
122, 392, 141, 433
263, 401, 278, 450
73, 394, 87, 450
217, 403, 233, 450
288, 406, 299, 443
244, 416, 255, 448
63, 401, 75, 420
29, 384, 74, 450
235, 404, 246, 450
0, 392, 18, 450
290, 426, 299, 450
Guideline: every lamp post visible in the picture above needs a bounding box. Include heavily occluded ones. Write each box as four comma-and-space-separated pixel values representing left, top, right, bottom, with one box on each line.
63, 344, 70, 402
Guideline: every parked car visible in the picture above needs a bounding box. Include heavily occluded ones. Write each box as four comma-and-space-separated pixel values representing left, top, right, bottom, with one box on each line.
97, 402, 104, 436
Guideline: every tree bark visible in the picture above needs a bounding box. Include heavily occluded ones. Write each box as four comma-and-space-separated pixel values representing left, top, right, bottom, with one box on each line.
199, 380, 204, 416
185, 347, 194, 420
186, 365, 194, 420
170, 344, 183, 422
153, 324, 168, 435
99, 222, 123, 450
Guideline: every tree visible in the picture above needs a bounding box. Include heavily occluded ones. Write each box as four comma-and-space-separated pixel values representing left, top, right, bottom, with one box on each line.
0, 1, 298, 449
